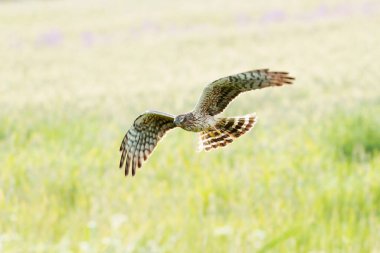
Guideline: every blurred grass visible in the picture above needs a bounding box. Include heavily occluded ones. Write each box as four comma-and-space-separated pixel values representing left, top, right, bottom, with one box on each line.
325, 105, 380, 162
1, 0, 380, 252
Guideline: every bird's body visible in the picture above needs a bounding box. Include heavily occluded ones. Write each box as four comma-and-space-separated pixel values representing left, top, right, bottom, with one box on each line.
119, 69, 294, 176
174, 112, 216, 132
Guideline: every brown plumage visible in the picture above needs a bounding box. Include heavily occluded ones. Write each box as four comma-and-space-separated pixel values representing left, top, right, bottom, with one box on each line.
119, 69, 294, 176
199, 114, 257, 151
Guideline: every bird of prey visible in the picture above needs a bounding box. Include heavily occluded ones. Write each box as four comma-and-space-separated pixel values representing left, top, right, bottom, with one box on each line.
119, 69, 294, 176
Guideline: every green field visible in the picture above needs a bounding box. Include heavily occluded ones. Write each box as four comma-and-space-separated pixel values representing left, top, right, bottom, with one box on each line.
1, 0, 380, 252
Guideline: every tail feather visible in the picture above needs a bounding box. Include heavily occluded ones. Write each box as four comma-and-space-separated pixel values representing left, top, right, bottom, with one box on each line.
199, 114, 257, 151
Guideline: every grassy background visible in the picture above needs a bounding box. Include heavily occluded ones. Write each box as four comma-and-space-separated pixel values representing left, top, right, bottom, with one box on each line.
1, 0, 380, 252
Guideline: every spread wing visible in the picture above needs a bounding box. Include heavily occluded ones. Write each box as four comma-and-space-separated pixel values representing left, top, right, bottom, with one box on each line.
119, 111, 177, 176
193, 69, 294, 116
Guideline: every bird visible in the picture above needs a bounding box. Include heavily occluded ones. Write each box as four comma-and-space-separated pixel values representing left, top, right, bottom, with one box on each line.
119, 69, 294, 176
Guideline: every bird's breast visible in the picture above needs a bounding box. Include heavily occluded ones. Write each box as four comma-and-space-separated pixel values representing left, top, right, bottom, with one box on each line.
180, 116, 216, 132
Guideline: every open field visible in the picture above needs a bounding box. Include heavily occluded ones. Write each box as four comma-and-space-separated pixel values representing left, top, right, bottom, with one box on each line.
1, 0, 380, 252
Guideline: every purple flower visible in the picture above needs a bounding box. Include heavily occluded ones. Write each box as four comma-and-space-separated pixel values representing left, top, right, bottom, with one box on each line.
37, 29, 63, 47
260, 10, 286, 24
81, 31, 95, 47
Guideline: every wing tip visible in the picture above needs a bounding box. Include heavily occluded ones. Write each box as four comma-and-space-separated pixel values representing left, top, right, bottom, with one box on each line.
268, 70, 295, 86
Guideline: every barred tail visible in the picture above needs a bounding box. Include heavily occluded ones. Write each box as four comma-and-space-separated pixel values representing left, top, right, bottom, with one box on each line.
199, 114, 257, 151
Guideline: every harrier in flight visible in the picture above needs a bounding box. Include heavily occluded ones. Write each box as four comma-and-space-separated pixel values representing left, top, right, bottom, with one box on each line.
119, 69, 294, 176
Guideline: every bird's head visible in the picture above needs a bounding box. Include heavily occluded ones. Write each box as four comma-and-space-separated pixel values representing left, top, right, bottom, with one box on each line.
174, 114, 187, 126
